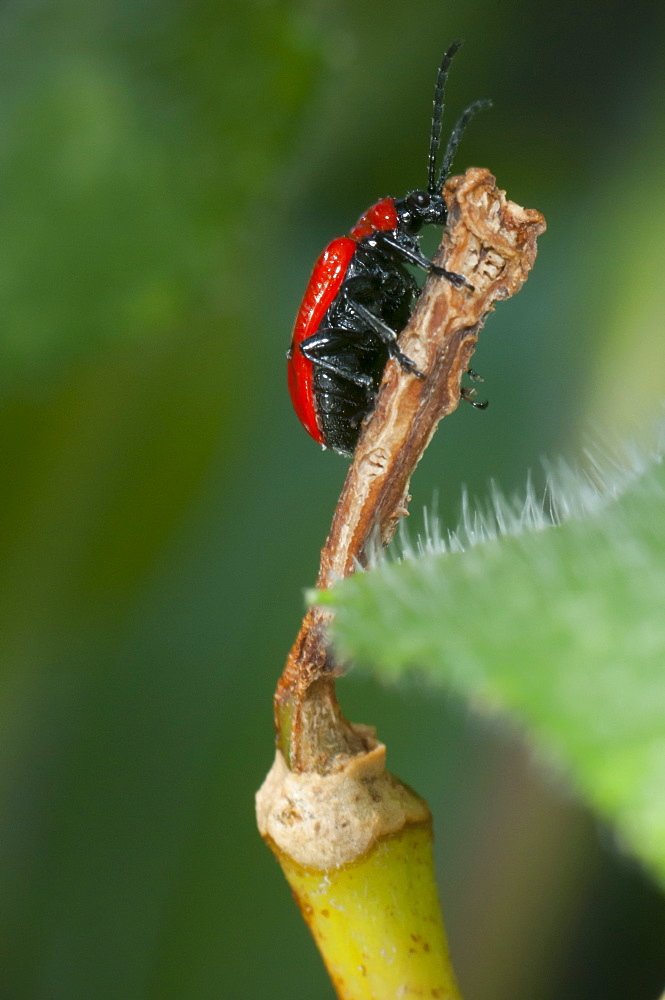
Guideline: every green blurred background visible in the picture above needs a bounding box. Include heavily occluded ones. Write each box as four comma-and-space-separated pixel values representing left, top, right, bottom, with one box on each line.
0, 1, 664, 998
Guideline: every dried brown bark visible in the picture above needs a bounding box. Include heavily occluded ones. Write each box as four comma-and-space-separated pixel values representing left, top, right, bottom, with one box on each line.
275, 168, 546, 773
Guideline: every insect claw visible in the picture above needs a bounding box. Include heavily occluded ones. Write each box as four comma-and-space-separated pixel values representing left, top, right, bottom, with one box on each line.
392, 346, 425, 380
431, 264, 474, 291
460, 385, 489, 410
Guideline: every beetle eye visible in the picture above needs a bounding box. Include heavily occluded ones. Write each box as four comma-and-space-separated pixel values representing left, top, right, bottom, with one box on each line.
408, 191, 430, 209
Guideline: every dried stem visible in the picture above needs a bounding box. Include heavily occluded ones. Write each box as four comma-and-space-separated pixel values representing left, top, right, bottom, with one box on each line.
275, 168, 546, 772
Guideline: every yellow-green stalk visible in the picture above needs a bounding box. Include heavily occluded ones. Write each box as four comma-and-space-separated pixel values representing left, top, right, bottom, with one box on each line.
256, 729, 461, 1000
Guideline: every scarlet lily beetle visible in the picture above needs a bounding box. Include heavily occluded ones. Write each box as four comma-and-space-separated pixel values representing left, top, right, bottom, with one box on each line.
287, 41, 491, 456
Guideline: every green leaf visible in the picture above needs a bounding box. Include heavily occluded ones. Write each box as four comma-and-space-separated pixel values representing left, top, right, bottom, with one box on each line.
320, 442, 665, 886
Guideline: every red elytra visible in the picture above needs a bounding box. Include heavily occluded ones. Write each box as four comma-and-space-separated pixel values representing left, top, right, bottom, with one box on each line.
287, 200, 400, 446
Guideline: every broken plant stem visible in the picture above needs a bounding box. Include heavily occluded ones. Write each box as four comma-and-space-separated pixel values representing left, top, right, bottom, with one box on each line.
275, 167, 546, 773
259, 167, 545, 1000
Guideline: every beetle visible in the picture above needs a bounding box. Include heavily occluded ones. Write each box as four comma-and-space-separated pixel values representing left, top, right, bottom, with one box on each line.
287, 40, 491, 456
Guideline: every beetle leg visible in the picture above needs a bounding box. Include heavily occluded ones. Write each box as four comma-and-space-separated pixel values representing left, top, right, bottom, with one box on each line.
342, 298, 425, 379
299, 330, 375, 388
366, 231, 474, 291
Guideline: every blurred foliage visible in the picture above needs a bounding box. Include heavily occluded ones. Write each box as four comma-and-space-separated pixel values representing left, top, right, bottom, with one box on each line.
0, 1, 664, 999
322, 444, 665, 885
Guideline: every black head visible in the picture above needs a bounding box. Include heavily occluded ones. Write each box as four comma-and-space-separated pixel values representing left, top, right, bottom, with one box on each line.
393, 189, 447, 234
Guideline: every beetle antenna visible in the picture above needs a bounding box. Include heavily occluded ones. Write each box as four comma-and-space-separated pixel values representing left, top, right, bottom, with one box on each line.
427, 40, 463, 195
437, 98, 492, 189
